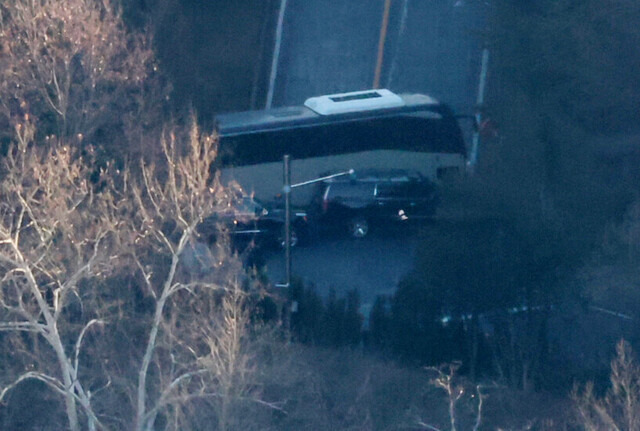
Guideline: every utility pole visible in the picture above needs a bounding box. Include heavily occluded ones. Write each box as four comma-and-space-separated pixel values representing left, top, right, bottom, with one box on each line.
468, 48, 490, 170
277, 156, 354, 290
283, 154, 292, 289
373, 0, 392, 89
276, 155, 354, 330
266, 0, 288, 109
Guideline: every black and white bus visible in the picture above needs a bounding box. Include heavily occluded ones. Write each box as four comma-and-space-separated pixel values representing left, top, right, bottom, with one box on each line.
214, 89, 467, 205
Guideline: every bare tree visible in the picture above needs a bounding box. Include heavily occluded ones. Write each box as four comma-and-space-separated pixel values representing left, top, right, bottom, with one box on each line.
0, 115, 274, 430
416, 363, 487, 431
123, 118, 276, 431
1, 3, 270, 429
574, 339, 640, 431
0, 0, 167, 157
200, 281, 257, 431
0, 118, 122, 431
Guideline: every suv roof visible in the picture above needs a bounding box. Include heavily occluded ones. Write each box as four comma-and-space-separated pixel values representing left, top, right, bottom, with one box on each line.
322, 168, 424, 183
317, 168, 435, 207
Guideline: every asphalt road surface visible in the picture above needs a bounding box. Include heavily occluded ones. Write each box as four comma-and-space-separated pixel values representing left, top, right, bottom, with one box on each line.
274, 0, 488, 114
263, 224, 425, 318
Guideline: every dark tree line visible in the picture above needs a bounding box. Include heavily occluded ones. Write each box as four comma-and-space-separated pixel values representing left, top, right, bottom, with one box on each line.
287, 281, 363, 348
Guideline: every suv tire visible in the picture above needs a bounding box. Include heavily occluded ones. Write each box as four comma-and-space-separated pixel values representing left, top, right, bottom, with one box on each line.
348, 216, 369, 238
279, 227, 299, 248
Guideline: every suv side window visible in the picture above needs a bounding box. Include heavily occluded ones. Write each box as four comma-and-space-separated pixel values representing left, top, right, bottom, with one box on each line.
325, 182, 375, 208
405, 179, 436, 199
375, 182, 408, 199
325, 182, 374, 200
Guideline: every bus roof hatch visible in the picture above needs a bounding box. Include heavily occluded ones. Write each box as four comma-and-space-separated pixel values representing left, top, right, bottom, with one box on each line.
304, 89, 405, 115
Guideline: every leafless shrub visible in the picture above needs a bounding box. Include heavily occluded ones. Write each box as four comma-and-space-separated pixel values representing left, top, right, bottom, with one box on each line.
413, 363, 488, 431
574, 339, 640, 431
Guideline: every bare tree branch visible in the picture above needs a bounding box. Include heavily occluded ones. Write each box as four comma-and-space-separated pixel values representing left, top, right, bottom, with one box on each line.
73, 319, 106, 377
0, 371, 66, 402
0, 321, 45, 332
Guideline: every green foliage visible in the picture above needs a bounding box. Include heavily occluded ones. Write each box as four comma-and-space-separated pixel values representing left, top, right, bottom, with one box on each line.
367, 217, 581, 387
368, 295, 392, 351
289, 280, 363, 348
387, 275, 448, 364
489, 0, 640, 134
410, 220, 523, 313
398, 1, 640, 388
121, 0, 273, 117
481, 0, 640, 256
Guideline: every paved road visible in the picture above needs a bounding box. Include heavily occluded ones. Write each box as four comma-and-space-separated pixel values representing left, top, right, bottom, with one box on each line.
263, 225, 425, 318
273, 0, 488, 114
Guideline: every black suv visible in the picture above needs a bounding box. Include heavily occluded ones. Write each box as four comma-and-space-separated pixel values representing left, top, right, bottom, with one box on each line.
309, 169, 439, 238
198, 196, 308, 250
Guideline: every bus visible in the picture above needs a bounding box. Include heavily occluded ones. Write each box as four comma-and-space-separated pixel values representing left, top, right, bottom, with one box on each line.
214, 89, 467, 205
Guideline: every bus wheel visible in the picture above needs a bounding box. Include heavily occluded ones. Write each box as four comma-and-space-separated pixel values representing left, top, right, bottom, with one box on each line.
348, 217, 369, 238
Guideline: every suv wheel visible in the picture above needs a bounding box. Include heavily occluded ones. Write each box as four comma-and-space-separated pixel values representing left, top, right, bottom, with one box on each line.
279, 228, 298, 248
348, 216, 369, 238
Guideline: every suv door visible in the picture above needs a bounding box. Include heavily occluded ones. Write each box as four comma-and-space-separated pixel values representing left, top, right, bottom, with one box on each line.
374, 181, 411, 219
314, 181, 376, 238
404, 179, 438, 217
